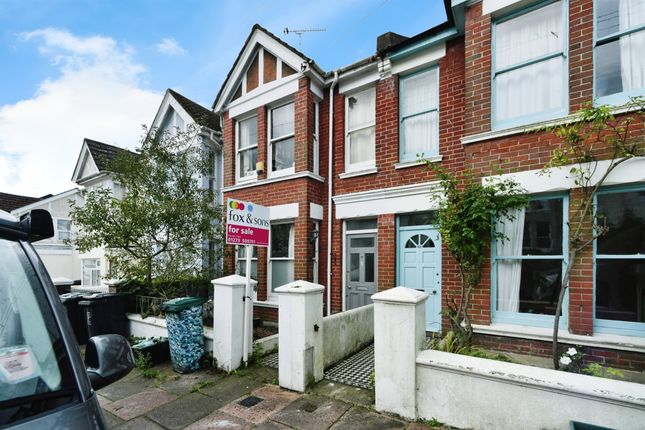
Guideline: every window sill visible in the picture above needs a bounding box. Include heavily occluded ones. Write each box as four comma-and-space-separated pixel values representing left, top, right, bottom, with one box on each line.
224, 171, 324, 192
472, 323, 645, 353
235, 175, 257, 186
462, 102, 644, 146
339, 167, 378, 179
395, 155, 442, 169
267, 167, 295, 179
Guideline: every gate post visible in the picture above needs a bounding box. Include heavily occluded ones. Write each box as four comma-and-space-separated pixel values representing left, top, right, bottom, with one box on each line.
211, 274, 257, 371
372, 287, 428, 419
276, 280, 324, 392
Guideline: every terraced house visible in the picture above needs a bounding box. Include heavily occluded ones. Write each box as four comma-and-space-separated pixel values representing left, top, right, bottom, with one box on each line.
214, 0, 645, 370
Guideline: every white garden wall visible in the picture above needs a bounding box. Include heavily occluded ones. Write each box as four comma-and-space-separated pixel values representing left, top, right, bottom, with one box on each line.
322, 304, 373, 368
415, 350, 645, 430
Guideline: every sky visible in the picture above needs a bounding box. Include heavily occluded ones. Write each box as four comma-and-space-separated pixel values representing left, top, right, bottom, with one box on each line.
0, 0, 446, 197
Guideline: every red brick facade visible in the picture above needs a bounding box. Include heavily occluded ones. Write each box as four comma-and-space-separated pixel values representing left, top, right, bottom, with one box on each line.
216, 1, 645, 368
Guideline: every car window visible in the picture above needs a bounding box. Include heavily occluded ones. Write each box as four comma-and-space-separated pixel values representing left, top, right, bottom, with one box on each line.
0, 238, 79, 425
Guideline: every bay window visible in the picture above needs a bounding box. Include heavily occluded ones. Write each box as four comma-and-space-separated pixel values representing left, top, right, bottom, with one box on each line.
399, 68, 439, 162
269, 102, 295, 175
345, 87, 376, 172
493, 196, 567, 326
492, 1, 567, 129
594, 0, 645, 104
236, 116, 258, 181
595, 187, 645, 335
269, 222, 294, 298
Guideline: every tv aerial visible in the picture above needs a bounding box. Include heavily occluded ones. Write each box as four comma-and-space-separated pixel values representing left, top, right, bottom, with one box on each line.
283, 27, 326, 50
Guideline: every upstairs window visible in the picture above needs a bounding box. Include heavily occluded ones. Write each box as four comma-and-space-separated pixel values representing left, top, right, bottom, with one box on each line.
56, 219, 71, 242
594, 0, 645, 104
269, 102, 295, 176
345, 87, 376, 172
493, 1, 567, 129
399, 68, 439, 162
236, 116, 258, 181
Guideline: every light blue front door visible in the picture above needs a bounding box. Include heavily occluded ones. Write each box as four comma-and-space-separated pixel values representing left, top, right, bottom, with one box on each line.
398, 227, 441, 331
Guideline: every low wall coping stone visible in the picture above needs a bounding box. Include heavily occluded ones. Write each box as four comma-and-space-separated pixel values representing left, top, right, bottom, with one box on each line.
416, 349, 645, 408
372, 286, 429, 305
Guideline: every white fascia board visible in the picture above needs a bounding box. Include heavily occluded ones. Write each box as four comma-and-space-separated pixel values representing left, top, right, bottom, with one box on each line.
391, 43, 446, 76
71, 142, 96, 183
333, 182, 441, 219
150, 91, 173, 130
310, 203, 323, 220
228, 76, 299, 118
269, 203, 299, 220
482, 0, 539, 16
338, 64, 379, 94
310, 80, 324, 100
484, 158, 645, 194
11, 188, 81, 215
214, 29, 306, 114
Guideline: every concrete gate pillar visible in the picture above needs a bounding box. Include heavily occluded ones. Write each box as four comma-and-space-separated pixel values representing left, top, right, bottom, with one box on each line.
211, 274, 257, 371
372, 287, 428, 420
276, 280, 324, 392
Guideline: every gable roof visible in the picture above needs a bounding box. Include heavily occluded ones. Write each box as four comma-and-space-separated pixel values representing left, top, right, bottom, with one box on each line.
71, 138, 136, 184
0, 191, 50, 212
167, 89, 220, 131
212, 23, 325, 112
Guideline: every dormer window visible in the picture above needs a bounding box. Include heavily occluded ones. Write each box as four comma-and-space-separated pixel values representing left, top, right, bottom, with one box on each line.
269, 102, 295, 176
236, 116, 258, 181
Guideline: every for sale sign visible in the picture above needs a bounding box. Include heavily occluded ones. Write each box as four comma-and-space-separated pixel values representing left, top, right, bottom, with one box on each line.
226, 198, 270, 247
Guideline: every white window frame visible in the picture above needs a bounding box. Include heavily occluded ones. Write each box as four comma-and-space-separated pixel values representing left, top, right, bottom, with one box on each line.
399, 67, 440, 162
267, 221, 295, 301
235, 245, 258, 280
56, 218, 71, 242
267, 101, 295, 178
81, 258, 101, 287
491, 0, 568, 130
344, 87, 376, 173
236, 115, 258, 183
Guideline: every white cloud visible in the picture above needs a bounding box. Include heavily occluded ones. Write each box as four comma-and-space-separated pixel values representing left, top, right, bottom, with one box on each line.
156, 37, 186, 56
0, 28, 161, 196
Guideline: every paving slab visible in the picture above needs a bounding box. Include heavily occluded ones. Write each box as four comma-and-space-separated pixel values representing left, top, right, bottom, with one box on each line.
271, 395, 352, 430
101, 410, 124, 429
183, 410, 252, 430
311, 380, 374, 407
98, 374, 158, 401
113, 416, 167, 430
103, 388, 177, 421
199, 375, 263, 407
159, 372, 223, 396
147, 392, 221, 430
253, 420, 293, 430
219, 384, 299, 424
330, 406, 406, 430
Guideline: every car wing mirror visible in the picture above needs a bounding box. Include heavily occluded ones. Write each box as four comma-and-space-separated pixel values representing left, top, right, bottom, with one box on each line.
85, 334, 135, 390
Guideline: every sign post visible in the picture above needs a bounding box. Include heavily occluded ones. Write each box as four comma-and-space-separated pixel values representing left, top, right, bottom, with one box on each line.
225, 198, 270, 366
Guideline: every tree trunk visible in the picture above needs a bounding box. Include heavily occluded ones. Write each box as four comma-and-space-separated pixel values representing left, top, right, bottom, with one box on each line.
552, 248, 576, 369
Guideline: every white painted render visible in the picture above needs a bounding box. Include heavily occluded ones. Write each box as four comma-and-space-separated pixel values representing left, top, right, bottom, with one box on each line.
269, 203, 299, 220
333, 181, 440, 219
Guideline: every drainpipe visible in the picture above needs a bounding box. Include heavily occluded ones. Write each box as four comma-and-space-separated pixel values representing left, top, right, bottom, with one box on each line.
327, 71, 338, 317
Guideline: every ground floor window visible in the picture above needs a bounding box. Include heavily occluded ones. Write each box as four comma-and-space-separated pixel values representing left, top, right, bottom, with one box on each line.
595, 187, 645, 335
269, 222, 294, 298
81, 258, 101, 287
492, 195, 567, 327
235, 245, 257, 280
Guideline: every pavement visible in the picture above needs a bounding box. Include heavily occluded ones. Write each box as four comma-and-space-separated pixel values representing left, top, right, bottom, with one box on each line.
98, 361, 445, 430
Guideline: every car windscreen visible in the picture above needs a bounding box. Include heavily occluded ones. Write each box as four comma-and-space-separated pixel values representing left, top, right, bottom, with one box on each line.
0, 238, 79, 425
